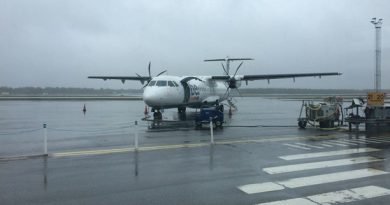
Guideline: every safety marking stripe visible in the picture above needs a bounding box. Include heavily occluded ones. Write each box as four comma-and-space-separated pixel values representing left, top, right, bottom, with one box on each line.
50, 134, 343, 158
238, 182, 285, 194
255, 185, 390, 205
263, 156, 383, 174
367, 138, 390, 143
371, 137, 390, 142
320, 141, 348, 147
279, 168, 387, 188
283, 143, 311, 150
341, 139, 367, 144
239, 168, 387, 194
352, 138, 381, 144
294, 142, 324, 149
332, 140, 359, 145
318, 143, 334, 147
279, 148, 381, 160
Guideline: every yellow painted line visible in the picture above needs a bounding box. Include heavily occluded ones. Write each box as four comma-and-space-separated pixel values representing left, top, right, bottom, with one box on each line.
52, 134, 339, 158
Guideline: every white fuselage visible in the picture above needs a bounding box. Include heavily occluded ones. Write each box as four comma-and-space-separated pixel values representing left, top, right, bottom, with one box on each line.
142, 75, 228, 109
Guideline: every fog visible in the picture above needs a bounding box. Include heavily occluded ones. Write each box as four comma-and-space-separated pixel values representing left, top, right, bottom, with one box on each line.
1, 0, 389, 89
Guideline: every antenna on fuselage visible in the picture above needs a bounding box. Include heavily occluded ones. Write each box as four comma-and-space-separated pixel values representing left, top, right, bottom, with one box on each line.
204, 57, 254, 75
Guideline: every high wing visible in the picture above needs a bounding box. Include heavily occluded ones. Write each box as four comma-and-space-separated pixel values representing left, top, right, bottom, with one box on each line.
211, 72, 341, 81
88, 76, 151, 84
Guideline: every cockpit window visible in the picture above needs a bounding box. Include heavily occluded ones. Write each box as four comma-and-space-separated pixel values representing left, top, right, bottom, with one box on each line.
168, 81, 175, 87
156, 81, 167, 87
172, 81, 179, 87
148, 81, 156, 86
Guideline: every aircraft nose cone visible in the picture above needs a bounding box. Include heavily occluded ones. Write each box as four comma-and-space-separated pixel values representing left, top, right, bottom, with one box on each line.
143, 88, 161, 107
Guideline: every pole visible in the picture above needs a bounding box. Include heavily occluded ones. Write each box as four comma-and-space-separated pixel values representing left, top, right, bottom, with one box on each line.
209, 117, 214, 145
371, 18, 383, 92
134, 121, 139, 150
43, 123, 47, 155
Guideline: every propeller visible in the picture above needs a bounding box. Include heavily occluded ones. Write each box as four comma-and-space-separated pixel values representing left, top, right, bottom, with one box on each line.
136, 62, 167, 88
222, 61, 244, 99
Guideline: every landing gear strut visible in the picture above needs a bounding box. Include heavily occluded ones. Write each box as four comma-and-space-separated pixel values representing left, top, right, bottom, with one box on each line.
153, 109, 162, 120
178, 107, 186, 113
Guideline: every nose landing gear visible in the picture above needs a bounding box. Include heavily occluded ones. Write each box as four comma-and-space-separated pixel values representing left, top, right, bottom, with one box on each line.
152, 109, 163, 120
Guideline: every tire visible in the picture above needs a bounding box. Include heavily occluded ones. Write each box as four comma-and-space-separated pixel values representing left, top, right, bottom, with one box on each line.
215, 120, 222, 128
298, 120, 307, 129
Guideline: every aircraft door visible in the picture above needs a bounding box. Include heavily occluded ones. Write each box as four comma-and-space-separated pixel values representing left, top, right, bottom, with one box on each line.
181, 81, 190, 103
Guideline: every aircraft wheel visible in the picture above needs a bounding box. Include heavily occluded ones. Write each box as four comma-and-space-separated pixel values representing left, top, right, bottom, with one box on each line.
298, 120, 307, 129
215, 120, 223, 128
178, 107, 186, 113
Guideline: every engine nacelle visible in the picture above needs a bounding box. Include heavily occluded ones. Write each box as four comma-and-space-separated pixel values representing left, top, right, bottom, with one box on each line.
228, 77, 242, 89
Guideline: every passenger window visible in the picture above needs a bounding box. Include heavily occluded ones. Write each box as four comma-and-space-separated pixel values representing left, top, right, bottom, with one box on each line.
172, 81, 179, 87
156, 81, 167, 87
168, 81, 175, 87
148, 81, 156, 86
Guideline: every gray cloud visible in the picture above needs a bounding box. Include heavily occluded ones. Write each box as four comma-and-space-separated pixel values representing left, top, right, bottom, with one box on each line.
0, 0, 389, 89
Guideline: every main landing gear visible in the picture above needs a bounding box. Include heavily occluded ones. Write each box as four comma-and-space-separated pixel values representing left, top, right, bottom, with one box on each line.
152, 109, 162, 120
178, 107, 186, 113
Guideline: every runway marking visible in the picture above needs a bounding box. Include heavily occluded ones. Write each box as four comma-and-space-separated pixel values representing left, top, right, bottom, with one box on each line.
283, 143, 311, 150
372, 137, 390, 142
279, 148, 380, 160
320, 141, 348, 147
238, 182, 285, 194
51, 134, 340, 158
294, 142, 324, 149
239, 168, 387, 194
332, 139, 359, 145
263, 156, 383, 174
367, 138, 390, 143
340, 139, 366, 144
255, 185, 390, 205
352, 138, 381, 144
318, 143, 333, 147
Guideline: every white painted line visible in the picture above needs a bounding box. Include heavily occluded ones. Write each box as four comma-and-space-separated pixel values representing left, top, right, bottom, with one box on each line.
241, 168, 387, 195
308, 185, 390, 204
333, 140, 359, 145
318, 143, 334, 147
263, 156, 383, 174
256, 198, 316, 205
278, 168, 387, 188
283, 143, 311, 150
370, 137, 390, 142
256, 185, 390, 205
320, 141, 349, 147
238, 182, 285, 194
294, 142, 324, 149
342, 138, 367, 144
353, 138, 381, 144
368, 138, 389, 143
362, 138, 385, 143
279, 148, 380, 160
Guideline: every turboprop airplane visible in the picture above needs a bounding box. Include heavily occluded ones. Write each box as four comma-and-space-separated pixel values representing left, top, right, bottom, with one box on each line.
88, 57, 341, 119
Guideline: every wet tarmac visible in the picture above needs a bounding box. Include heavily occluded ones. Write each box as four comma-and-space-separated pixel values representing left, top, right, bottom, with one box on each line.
1, 98, 390, 204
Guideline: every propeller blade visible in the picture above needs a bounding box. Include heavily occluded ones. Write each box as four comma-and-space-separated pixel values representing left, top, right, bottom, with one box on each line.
148, 62, 151, 78
235, 88, 243, 98
233, 61, 244, 77
156, 70, 167, 77
222, 87, 230, 100
221, 63, 228, 75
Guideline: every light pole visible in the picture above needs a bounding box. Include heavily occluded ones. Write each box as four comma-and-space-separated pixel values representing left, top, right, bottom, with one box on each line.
370, 17, 383, 92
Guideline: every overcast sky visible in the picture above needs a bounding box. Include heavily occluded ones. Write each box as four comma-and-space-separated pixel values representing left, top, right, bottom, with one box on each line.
1, 0, 389, 89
